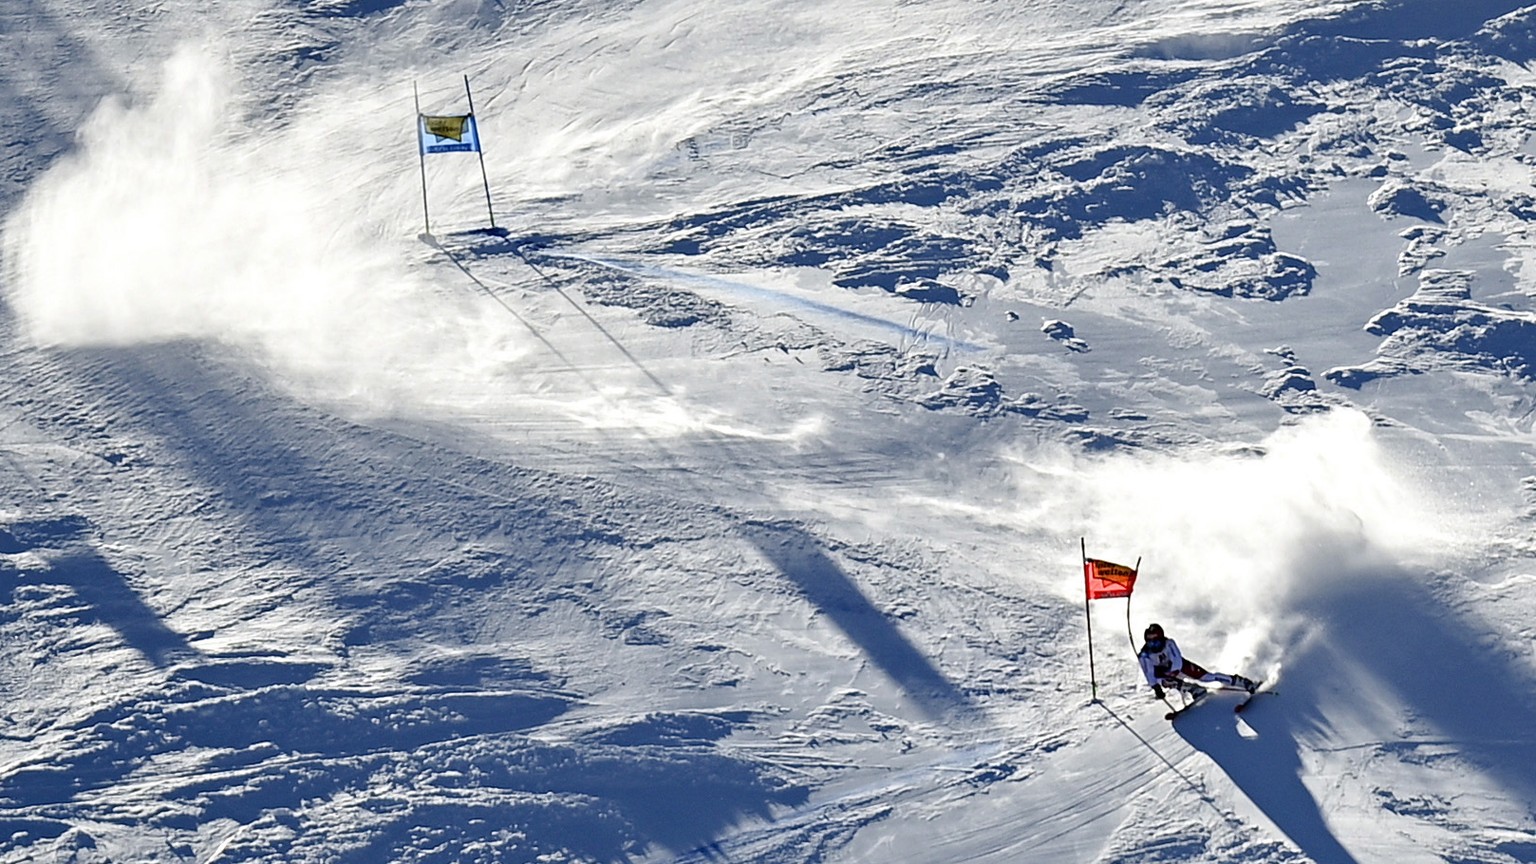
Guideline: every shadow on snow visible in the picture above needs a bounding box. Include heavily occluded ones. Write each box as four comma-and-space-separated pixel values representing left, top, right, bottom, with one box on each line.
0, 344, 810, 862
743, 521, 979, 723
1171, 559, 1536, 864
1172, 696, 1361, 864
0, 515, 198, 668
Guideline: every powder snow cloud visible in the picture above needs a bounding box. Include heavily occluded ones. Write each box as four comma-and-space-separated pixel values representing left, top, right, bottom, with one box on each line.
1, 44, 521, 414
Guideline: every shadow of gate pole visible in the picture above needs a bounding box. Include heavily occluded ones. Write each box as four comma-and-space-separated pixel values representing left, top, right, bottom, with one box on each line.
743, 521, 978, 723
2, 517, 199, 669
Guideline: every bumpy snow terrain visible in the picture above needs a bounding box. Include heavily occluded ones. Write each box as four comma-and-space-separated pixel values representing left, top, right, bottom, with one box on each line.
2, 1, 1536, 861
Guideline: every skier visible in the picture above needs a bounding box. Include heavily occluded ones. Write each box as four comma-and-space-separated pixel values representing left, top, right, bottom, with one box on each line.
1138, 622, 1258, 702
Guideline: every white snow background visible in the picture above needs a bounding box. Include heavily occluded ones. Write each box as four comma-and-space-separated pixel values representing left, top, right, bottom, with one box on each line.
1, 0, 1535, 861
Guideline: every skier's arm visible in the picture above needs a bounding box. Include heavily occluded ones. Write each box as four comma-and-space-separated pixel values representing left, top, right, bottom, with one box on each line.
1167, 639, 1184, 675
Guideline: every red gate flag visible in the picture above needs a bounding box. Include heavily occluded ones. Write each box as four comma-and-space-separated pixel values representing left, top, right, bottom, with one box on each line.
1084, 558, 1137, 600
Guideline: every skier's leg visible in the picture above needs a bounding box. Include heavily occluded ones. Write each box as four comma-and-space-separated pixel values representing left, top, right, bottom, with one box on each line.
1164, 676, 1207, 700
1182, 659, 1256, 692
1197, 671, 1258, 692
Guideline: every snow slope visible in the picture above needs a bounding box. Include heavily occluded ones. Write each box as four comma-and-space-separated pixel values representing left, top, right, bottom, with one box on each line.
1, 1, 1536, 862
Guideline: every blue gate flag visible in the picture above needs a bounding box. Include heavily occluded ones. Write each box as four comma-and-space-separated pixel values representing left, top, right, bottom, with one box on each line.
419, 113, 481, 154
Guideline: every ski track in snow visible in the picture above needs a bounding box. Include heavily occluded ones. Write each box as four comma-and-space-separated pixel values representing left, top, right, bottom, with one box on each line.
3, 0, 1536, 862
547, 251, 992, 355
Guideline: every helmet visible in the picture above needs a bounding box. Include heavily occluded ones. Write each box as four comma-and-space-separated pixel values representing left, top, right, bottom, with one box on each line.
1144, 623, 1165, 642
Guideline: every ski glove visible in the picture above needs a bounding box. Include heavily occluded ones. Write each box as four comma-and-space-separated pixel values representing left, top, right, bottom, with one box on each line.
1152, 685, 1165, 700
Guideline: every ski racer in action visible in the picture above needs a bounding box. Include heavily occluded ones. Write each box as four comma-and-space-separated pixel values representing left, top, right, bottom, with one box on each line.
1138, 622, 1258, 702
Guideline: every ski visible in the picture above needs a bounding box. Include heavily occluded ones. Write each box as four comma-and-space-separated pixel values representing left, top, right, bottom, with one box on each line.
1164, 683, 1272, 720
1163, 690, 1208, 720
1234, 686, 1276, 714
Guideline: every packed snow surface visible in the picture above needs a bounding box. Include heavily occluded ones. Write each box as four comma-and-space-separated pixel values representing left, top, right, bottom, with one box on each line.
1, 1, 1535, 862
